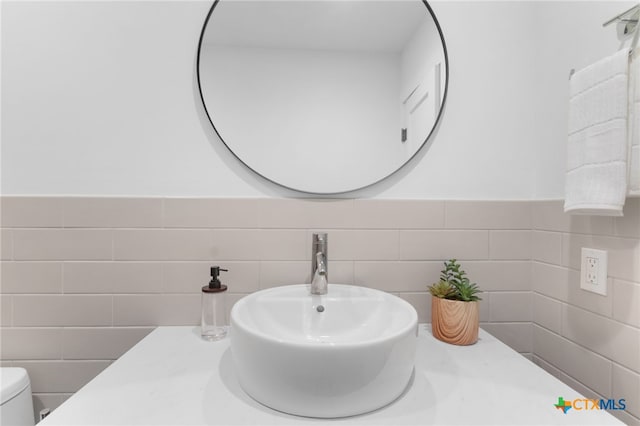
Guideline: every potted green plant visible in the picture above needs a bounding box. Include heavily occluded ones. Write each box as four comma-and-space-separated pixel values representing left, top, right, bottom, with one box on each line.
428, 259, 482, 345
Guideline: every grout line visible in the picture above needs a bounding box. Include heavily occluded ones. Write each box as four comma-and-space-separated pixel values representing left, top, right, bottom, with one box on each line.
532, 353, 607, 399
532, 323, 635, 375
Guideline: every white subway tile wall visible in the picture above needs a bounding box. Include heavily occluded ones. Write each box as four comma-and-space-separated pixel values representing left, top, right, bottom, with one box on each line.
532, 199, 640, 424
0, 197, 638, 425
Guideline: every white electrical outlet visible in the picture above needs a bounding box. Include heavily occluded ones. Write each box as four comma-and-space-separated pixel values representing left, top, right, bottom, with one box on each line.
580, 248, 608, 296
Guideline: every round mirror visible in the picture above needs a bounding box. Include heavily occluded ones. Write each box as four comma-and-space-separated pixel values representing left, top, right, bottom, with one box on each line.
197, 0, 448, 194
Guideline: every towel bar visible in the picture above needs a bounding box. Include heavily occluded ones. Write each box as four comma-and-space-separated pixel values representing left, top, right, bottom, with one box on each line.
603, 4, 639, 28
570, 4, 640, 80
604, 4, 639, 38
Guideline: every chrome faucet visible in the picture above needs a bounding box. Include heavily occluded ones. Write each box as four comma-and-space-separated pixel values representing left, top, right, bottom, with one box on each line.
311, 233, 328, 295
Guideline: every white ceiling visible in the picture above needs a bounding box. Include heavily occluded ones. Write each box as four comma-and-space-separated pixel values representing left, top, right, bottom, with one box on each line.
203, 0, 432, 53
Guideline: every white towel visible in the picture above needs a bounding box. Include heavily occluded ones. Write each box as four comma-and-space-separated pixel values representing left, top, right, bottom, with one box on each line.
565, 49, 629, 216
629, 48, 640, 195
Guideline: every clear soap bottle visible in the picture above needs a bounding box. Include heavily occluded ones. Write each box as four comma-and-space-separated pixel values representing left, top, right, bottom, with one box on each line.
201, 266, 228, 341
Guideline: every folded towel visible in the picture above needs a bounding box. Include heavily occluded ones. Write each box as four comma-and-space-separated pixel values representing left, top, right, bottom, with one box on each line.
565, 49, 629, 216
629, 48, 640, 195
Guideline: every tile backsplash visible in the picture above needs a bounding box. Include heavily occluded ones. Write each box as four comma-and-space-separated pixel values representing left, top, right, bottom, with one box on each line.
531, 199, 640, 425
1, 197, 638, 424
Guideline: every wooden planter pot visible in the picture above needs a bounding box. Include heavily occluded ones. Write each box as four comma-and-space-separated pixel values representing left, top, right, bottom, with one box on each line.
431, 297, 479, 345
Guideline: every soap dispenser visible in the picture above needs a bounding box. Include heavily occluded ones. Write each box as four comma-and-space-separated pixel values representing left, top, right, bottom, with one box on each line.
201, 266, 228, 341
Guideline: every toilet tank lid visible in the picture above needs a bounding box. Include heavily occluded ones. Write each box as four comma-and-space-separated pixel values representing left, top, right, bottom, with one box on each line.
1, 368, 30, 405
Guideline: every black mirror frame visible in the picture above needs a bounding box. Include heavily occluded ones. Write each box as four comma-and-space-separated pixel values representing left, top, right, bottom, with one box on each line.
196, 0, 449, 195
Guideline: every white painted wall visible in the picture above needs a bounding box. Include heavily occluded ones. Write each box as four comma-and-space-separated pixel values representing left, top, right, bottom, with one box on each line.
0, 1, 634, 198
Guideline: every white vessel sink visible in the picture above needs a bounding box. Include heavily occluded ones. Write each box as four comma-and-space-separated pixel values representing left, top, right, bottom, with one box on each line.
229, 284, 418, 418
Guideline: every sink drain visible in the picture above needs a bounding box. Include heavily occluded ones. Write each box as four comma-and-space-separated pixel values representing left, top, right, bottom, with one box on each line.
316, 305, 325, 313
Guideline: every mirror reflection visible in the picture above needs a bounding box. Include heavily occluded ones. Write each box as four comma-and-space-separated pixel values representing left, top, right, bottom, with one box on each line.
198, 0, 448, 194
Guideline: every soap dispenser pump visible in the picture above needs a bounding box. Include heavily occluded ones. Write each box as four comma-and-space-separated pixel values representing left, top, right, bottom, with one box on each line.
201, 266, 228, 341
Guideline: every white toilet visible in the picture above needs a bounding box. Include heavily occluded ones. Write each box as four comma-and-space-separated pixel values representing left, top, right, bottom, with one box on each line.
1, 368, 35, 426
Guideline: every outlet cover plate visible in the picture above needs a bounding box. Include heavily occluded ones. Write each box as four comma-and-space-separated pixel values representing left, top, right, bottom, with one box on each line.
580, 248, 608, 296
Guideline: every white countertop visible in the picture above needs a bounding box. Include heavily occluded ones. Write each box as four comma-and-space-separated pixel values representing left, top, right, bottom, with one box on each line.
41, 325, 623, 425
